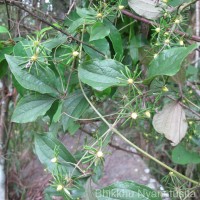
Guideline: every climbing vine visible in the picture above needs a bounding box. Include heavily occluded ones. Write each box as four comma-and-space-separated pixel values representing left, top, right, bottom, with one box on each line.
1, 0, 200, 199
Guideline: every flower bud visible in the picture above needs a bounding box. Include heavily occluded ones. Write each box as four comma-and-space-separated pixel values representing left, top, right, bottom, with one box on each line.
162, 86, 169, 92
118, 5, 124, 10
145, 111, 151, 118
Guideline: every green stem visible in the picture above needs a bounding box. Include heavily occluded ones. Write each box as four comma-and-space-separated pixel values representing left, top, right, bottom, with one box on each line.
79, 80, 200, 186
184, 96, 200, 110
112, 127, 199, 185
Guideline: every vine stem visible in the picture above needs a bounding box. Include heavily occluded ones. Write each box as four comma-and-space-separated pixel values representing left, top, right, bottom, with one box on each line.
79, 79, 200, 186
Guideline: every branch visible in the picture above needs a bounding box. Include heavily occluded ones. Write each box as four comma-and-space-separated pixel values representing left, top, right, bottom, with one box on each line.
0, 80, 9, 155
0, 79, 9, 200
2, 0, 106, 57
67, 0, 76, 15
167, 95, 200, 118
121, 9, 200, 43
3, 0, 10, 30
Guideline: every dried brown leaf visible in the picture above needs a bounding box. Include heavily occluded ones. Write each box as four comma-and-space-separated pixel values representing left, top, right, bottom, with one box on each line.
153, 102, 188, 146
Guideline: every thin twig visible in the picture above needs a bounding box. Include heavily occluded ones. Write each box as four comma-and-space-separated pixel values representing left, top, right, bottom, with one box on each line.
167, 95, 200, 118
2, 0, 106, 57
0, 79, 10, 200
3, 0, 10, 30
67, 0, 76, 15
121, 9, 200, 42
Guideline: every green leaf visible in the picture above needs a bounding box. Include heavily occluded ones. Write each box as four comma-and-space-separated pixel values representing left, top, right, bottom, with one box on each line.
34, 133, 77, 173
0, 60, 8, 79
147, 44, 198, 80
89, 22, 110, 41
14, 40, 32, 57
96, 180, 162, 200
12, 75, 27, 95
53, 101, 63, 123
64, 10, 80, 27
172, 144, 200, 165
0, 46, 13, 78
68, 18, 85, 34
0, 46, 13, 63
0, 26, 9, 34
61, 90, 89, 134
42, 34, 67, 53
130, 35, 145, 64
76, 7, 97, 19
78, 59, 126, 91
83, 34, 110, 59
68, 18, 94, 34
5, 55, 59, 95
84, 179, 98, 200
168, 0, 190, 7
92, 164, 104, 183
104, 20, 123, 61
12, 94, 56, 123
68, 123, 80, 135
31, 64, 63, 94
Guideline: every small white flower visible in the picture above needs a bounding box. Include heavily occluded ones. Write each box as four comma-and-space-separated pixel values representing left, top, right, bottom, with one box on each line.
179, 40, 184, 46
51, 157, 58, 163
127, 78, 134, 84
153, 54, 158, 59
72, 51, 79, 57
155, 27, 160, 33
131, 112, 138, 119
57, 185, 63, 191
96, 150, 104, 158
174, 19, 180, 24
